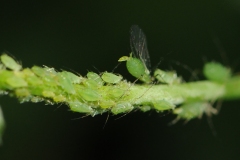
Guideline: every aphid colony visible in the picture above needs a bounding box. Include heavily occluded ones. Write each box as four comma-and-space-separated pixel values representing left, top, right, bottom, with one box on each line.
0, 54, 135, 116
0, 25, 232, 122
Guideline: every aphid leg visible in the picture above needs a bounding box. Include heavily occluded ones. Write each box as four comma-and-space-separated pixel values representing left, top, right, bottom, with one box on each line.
111, 62, 122, 73
170, 59, 199, 81
54, 103, 64, 111
114, 109, 132, 120
71, 114, 90, 120
168, 117, 181, 126
118, 78, 139, 100
205, 101, 220, 136
102, 111, 110, 129
135, 82, 154, 100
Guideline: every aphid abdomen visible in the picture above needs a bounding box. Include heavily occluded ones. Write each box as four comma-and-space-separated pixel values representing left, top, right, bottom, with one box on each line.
126, 57, 151, 83
203, 61, 231, 83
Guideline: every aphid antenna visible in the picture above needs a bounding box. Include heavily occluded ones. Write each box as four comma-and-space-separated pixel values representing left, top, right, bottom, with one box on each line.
169, 59, 199, 81
151, 50, 173, 73
118, 77, 140, 100
211, 32, 229, 66
114, 109, 133, 120
60, 66, 82, 77
111, 62, 122, 73
92, 66, 101, 74
134, 82, 154, 101
151, 57, 164, 73
212, 35, 240, 75
116, 81, 155, 119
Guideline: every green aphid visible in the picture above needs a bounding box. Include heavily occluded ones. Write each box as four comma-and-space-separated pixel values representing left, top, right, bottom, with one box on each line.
0, 67, 25, 89
42, 90, 55, 98
68, 100, 94, 113
62, 71, 82, 84
25, 74, 43, 86
154, 69, 182, 84
23, 68, 43, 85
99, 100, 116, 109
203, 61, 231, 83
57, 71, 76, 94
87, 72, 104, 86
53, 95, 66, 102
77, 86, 101, 102
173, 102, 217, 121
0, 54, 22, 71
107, 87, 124, 99
6, 75, 28, 88
101, 72, 123, 84
111, 102, 134, 115
139, 105, 152, 112
153, 100, 175, 111
83, 79, 99, 89
15, 88, 30, 97
31, 66, 57, 86
119, 25, 152, 84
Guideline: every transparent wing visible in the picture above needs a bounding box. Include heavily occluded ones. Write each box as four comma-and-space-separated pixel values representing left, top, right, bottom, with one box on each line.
130, 25, 151, 71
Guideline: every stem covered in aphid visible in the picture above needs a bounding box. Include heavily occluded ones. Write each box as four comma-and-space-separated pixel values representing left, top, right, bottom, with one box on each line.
0, 54, 239, 126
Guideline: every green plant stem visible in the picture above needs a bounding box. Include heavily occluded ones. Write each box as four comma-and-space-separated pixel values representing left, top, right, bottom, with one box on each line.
0, 67, 239, 110
128, 81, 225, 106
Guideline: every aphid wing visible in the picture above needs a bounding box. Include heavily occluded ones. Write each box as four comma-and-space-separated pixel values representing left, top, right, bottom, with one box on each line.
130, 25, 151, 71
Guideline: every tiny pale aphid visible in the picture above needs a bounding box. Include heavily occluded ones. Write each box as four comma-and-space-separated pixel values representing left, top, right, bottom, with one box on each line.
118, 25, 152, 83
57, 71, 76, 94
76, 86, 101, 102
154, 69, 182, 85
101, 72, 122, 84
87, 72, 104, 86
1, 54, 22, 71
111, 102, 134, 115
172, 101, 218, 123
203, 61, 231, 83
68, 100, 94, 114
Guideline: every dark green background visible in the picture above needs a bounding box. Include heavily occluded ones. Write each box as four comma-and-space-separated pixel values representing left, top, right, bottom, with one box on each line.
1, 1, 240, 160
